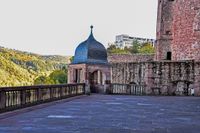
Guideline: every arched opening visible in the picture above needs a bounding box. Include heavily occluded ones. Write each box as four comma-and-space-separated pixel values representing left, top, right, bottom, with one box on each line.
89, 70, 104, 93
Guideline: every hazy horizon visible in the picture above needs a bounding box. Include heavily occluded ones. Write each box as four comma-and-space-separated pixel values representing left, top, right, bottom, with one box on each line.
0, 0, 158, 56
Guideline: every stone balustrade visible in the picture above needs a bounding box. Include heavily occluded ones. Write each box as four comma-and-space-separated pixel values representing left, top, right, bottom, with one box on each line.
0, 83, 85, 113
108, 83, 145, 95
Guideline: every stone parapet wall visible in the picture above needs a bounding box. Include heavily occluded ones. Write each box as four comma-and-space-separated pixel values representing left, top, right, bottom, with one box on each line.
108, 54, 154, 63
111, 61, 200, 96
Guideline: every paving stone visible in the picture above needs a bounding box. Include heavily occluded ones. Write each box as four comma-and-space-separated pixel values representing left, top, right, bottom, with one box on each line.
0, 95, 200, 133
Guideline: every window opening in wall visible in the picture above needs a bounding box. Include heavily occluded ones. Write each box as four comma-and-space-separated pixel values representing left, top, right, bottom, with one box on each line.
166, 52, 172, 60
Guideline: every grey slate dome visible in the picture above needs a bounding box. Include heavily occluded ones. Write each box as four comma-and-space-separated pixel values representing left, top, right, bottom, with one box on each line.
72, 26, 108, 64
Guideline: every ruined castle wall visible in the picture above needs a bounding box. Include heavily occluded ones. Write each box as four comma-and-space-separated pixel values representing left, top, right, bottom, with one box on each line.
155, 0, 174, 60
108, 54, 154, 63
156, 0, 200, 61
172, 0, 200, 61
111, 61, 200, 96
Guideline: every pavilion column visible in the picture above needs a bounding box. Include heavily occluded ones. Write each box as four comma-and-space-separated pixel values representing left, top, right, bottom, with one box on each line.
98, 70, 101, 84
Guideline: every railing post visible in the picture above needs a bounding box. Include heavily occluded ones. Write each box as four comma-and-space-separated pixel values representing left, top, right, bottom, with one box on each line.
50, 87, 53, 99
82, 84, 85, 94
37, 88, 42, 102
110, 84, 113, 94
0, 91, 6, 109
143, 85, 146, 95
69, 86, 72, 96
60, 87, 64, 98
85, 84, 91, 95
128, 84, 131, 95
75, 86, 78, 95
21, 90, 26, 105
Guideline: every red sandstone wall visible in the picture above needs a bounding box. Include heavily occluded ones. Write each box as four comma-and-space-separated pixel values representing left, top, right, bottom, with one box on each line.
111, 61, 200, 96
108, 54, 154, 63
156, 0, 200, 61
155, 0, 174, 60
172, 0, 200, 61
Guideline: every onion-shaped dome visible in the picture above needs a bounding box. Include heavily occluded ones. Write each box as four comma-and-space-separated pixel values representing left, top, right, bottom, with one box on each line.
72, 26, 108, 64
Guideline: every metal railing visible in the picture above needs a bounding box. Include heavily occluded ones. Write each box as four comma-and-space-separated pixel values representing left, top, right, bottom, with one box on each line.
0, 83, 85, 113
109, 83, 145, 95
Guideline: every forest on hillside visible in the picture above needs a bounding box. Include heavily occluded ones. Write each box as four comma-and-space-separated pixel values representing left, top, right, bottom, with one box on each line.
0, 46, 71, 87
107, 41, 155, 55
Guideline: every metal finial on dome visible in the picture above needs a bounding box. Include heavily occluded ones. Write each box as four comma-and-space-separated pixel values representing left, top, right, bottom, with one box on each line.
90, 25, 93, 29
90, 25, 93, 33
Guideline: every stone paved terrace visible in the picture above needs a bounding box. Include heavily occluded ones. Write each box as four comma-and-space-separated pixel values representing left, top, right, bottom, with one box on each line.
0, 95, 200, 133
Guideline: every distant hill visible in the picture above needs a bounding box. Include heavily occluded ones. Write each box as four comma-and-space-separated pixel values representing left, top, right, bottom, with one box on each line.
0, 46, 71, 87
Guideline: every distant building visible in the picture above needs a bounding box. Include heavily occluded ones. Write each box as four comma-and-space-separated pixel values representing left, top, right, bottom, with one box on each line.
115, 34, 155, 49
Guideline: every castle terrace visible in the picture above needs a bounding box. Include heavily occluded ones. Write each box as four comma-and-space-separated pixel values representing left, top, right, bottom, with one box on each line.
0, 95, 200, 133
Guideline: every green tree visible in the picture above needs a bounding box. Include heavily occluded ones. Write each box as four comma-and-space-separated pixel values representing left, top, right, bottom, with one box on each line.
34, 76, 54, 85
139, 43, 155, 54
106, 41, 155, 55
107, 44, 116, 54
129, 40, 140, 54
110, 48, 129, 54
107, 44, 129, 54
49, 70, 67, 84
69, 56, 74, 63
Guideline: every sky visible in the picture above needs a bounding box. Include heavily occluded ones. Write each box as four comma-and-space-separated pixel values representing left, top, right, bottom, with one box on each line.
0, 0, 158, 56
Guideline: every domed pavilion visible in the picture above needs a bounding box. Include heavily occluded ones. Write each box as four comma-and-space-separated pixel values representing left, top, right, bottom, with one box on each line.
68, 26, 111, 93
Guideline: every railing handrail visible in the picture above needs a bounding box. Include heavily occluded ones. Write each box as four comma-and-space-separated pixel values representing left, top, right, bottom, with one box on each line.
111, 83, 145, 87
0, 83, 85, 91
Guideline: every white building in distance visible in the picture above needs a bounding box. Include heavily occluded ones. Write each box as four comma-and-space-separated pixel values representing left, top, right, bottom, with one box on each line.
115, 34, 156, 49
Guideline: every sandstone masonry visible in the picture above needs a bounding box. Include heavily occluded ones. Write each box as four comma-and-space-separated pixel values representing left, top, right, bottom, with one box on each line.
155, 0, 200, 61
108, 54, 154, 63
111, 61, 200, 96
